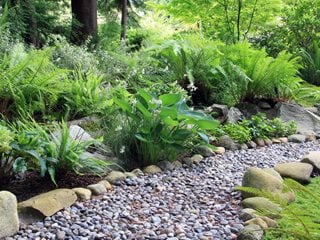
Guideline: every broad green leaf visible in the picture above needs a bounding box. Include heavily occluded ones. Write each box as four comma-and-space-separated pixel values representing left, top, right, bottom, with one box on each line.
172, 129, 192, 141
113, 98, 132, 112
137, 89, 153, 103
48, 166, 57, 186
135, 133, 150, 142
198, 132, 210, 144
196, 119, 219, 130
136, 101, 152, 119
159, 93, 181, 106
160, 107, 178, 119
162, 116, 179, 126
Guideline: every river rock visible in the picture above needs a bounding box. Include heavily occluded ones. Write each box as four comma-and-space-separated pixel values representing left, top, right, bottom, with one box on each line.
87, 183, 106, 195
274, 162, 313, 183
237, 224, 264, 240
227, 107, 244, 123
242, 197, 282, 213
72, 188, 92, 201
247, 141, 257, 149
239, 208, 258, 221
217, 135, 239, 150
190, 154, 204, 164
254, 138, 265, 147
242, 167, 283, 198
244, 218, 268, 230
143, 165, 162, 174
301, 151, 320, 171
157, 160, 175, 171
105, 171, 126, 184
0, 191, 19, 238
288, 134, 306, 143
18, 189, 77, 224
196, 145, 214, 157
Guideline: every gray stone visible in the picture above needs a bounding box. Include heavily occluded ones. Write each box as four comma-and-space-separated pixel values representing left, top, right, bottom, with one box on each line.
87, 183, 106, 195
18, 189, 77, 224
239, 208, 258, 222
244, 218, 268, 230
182, 157, 194, 166
227, 107, 244, 124
0, 191, 19, 238
240, 144, 248, 150
237, 224, 264, 240
69, 125, 94, 143
264, 138, 273, 146
258, 101, 272, 110
262, 168, 283, 182
105, 171, 126, 184
143, 165, 162, 174
247, 141, 257, 149
196, 145, 214, 157
72, 188, 92, 201
172, 160, 183, 168
301, 151, 320, 171
254, 138, 265, 147
275, 162, 313, 183
206, 104, 229, 123
157, 161, 175, 171
217, 135, 239, 151
288, 134, 306, 143
242, 167, 283, 198
242, 197, 282, 213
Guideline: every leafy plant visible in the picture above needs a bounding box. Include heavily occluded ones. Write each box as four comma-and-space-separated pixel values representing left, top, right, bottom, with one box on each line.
299, 42, 320, 86
0, 124, 16, 182
222, 123, 252, 144
108, 89, 219, 168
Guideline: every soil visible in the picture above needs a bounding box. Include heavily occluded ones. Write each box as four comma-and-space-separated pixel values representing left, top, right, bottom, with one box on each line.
0, 171, 103, 202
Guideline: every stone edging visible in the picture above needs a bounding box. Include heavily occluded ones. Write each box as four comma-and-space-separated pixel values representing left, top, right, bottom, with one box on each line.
237, 151, 320, 240
0, 134, 316, 238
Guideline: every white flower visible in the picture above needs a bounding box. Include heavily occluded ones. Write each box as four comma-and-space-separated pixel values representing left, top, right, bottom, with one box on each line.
187, 82, 198, 92
115, 126, 122, 131
150, 98, 162, 105
119, 146, 126, 154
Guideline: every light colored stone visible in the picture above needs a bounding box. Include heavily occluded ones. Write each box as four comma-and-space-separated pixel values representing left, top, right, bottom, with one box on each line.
72, 188, 92, 201
172, 161, 183, 168
87, 183, 106, 195
240, 144, 248, 150
238, 224, 264, 240
98, 180, 113, 190
213, 146, 226, 154
124, 172, 137, 178
105, 171, 126, 184
301, 151, 320, 171
271, 138, 281, 144
254, 138, 265, 147
242, 197, 282, 213
18, 189, 77, 224
239, 208, 258, 222
242, 167, 283, 198
288, 134, 306, 143
227, 107, 244, 123
279, 191, 296, 204
69, 125, 94, 142
245, 218, 268, 230
275, 162, 313, 183
262, 168, 283, 182
303, 131, 317, 142
182, 157, 193, 166
247, 141, 257, 149
143, 165, 162, 174
131, 168, 144, 176
190, 154, 204, 164
278, 137, 288, 143
0, 191, 19, 238
260, 216, 278, 228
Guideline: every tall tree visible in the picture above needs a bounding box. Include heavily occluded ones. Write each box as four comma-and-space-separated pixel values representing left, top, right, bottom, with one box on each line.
71, 0, 98, 45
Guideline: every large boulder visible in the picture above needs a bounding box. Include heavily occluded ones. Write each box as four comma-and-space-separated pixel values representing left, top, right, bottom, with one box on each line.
274, 162, 313, 183
301, 151, 320, 171
276, 102, 320, 134
242, 168, 283, 198
0, 191, 19, 238
18, 189, 77, 224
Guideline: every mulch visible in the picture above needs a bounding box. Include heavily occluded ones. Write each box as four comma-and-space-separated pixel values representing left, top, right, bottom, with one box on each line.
0, 171, 103, 202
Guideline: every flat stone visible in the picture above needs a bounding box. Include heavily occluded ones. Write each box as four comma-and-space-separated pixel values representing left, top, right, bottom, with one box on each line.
72, 188, 92, 201
105, 171, 126, 184
301, 151, 320, 171
87, 183, 106, 195
238, 224, 264, 240
288, 134, 306, 143
275, 162, 313, 183
0, 191, 19, 238
242, 167, 283, 198
18, 189, 77, 224
143, 165, 162, 174
242, 197, 282, 213
244, 218, 268, 230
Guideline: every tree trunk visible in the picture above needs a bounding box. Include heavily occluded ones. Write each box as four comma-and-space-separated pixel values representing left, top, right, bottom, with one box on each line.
120, 0, 128, 45
71, 0, 98, 45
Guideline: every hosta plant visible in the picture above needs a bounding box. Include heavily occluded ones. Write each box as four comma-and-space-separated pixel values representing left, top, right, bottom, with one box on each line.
110, 89, 219, 168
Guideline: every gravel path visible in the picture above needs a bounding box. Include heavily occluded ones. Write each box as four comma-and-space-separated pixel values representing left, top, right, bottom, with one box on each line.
11, 142, 320, 240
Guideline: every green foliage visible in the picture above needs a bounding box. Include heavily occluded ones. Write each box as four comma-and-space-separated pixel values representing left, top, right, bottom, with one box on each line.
0, 124, 16, 181
107, 89, 219, 168
222, 123, 251, 144
299, 42, 320, 85
264, 178, 320, 240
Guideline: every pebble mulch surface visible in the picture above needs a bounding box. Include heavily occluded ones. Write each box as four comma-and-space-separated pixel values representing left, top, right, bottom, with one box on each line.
10, 141, 320, 240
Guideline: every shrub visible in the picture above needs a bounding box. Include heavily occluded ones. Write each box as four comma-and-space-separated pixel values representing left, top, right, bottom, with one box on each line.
107, 89, 219, 169
222, 124, 252, 144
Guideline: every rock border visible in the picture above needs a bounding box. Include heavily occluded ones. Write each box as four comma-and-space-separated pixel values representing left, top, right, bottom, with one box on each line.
0, 133, 315, 238
237, 150, 320, 240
